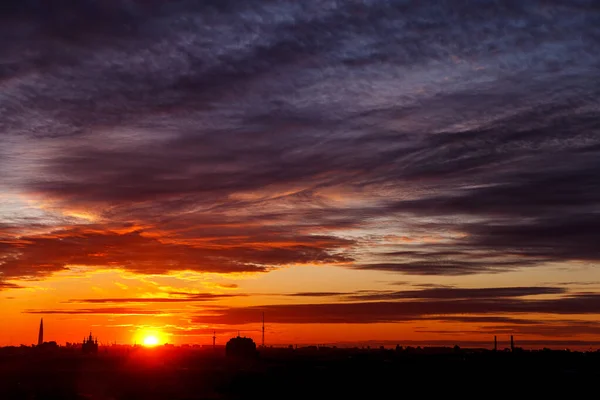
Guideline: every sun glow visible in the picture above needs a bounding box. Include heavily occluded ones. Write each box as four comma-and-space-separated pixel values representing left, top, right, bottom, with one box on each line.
143, 335, 159, 346
135, 329, 165, 347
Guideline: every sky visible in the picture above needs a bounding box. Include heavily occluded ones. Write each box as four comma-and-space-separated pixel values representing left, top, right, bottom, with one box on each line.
1, 0, 600, 349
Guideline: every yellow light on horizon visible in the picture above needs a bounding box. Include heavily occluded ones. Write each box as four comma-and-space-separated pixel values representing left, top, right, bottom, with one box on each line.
135, 329, 166, 347
143, 335, 159, 347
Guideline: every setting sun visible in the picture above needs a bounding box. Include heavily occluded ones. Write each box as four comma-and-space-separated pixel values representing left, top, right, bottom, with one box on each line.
135, 329, 166, 347
143, 335, 159, 347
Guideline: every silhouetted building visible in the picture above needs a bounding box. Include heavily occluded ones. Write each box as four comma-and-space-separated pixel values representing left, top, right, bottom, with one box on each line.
37, 318, 44, 346
225, 335, 258, 359
37, 341, 59, 351
82, 332, 99, 354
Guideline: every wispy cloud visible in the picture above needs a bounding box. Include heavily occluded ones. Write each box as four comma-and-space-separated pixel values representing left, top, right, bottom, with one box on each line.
282, 287, 566, 301
344, 286, 567, 301
0, 282, 22, 291
24, 307, 166, 315
67, 292, 246, 304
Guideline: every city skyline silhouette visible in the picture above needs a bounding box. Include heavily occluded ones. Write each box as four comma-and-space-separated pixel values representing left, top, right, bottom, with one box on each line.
1, 0, 600, 379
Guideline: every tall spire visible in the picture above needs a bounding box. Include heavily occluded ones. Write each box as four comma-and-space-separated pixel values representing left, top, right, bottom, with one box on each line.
38, 318, 44, 346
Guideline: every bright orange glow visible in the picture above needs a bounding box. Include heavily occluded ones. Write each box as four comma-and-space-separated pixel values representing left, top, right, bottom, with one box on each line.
135, 329, 166, 347
2, 266, 600, 350
143, 335, 159, 347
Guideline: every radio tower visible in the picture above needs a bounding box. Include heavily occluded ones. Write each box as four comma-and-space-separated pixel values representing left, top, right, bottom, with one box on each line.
262, 312, 265, 348
37, 318, 44, 346
212, 331, 216, 349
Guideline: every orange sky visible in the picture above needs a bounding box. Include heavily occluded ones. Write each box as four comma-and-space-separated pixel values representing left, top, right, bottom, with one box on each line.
2, 1, 600, 350
4, 262, 600, 349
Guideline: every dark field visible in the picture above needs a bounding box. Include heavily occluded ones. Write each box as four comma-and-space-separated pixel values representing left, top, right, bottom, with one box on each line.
1, 346, 598, 399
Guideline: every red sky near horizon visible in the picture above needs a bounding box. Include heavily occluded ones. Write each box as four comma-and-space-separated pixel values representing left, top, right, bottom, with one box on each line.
2, 1, 600, 349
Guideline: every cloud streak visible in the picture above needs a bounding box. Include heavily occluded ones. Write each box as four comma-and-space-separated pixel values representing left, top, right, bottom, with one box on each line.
198, 293, 600, 324
67, 293, 246, 303
24, 307, 165, 315
0, 282, 22, 291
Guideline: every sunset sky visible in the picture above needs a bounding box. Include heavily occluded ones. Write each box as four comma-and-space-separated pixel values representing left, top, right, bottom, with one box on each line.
1, 1, 600, 349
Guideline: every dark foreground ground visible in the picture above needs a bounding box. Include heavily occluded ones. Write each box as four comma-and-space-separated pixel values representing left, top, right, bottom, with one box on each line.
1, 346, 599, 399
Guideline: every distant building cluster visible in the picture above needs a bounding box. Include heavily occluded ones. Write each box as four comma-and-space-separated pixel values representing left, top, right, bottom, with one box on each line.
82, 332, 99, 354
30, 316, 523, 357
36, 318, 99, 354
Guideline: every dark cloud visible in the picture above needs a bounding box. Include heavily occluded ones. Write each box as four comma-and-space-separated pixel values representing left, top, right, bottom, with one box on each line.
425, 316, 536, 325
166, 327, 241, 337
24, 307, 164, 315
284, 287, 565, 300
287, 292, 352, 297
387, 282, 454, 289
356, 212, 600, 275
199, 294, 600, 324
66, 292, 245, 304
550, 282, 600, 286
352, 212, 600, 275
0, 0, 598, 281
345, 286, 566, 301
215, 283, 239, 289
0, 228, 350, 280
0, 282, 22, 291
353, 260, 534, 276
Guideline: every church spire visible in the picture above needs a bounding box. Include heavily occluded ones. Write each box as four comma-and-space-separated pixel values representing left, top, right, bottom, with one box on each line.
37, 318, 44, 346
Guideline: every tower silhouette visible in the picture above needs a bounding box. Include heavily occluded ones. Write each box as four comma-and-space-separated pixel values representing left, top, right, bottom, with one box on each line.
510, 335, 514, 352
262, 312, 265, 348
37, 318, 44, 346
213, 331, 216, 349
494, 336, 497, 351
82, 331, 99, 354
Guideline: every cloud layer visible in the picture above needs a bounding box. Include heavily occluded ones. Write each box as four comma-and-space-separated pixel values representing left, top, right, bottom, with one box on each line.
1, 1, 599, 285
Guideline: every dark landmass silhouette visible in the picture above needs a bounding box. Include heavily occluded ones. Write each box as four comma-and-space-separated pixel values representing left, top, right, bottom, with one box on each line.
0, 343, 597, 399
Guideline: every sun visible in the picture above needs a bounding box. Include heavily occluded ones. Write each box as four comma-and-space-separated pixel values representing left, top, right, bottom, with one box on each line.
143, 335, 160, 347
135, 329, 166, 347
